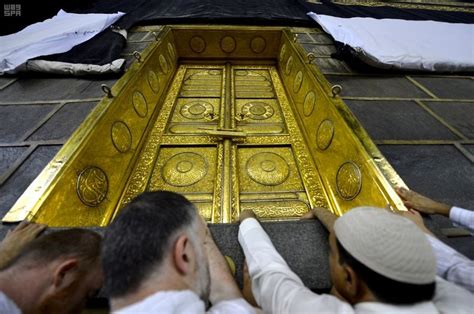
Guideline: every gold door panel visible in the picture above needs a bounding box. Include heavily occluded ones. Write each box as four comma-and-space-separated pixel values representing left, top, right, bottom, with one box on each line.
149, 146, 218, 221
3, 27, 406, 226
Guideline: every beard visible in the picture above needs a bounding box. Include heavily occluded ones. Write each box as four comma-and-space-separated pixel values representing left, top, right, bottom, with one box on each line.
37, 278, 84, 314
193, 244, 211, 303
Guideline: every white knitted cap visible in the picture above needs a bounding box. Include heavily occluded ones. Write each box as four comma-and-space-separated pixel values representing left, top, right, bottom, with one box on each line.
334, 207, 436, 284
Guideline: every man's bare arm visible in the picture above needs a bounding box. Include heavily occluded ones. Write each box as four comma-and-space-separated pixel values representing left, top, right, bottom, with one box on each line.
204, 225, 243, 304
301, 207, 337, 233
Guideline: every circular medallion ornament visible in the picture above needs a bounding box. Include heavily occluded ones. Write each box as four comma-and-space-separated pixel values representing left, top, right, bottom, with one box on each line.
162, 152, 208, 186
167, 42, 175, 60
132, 91, 148, 118
208, 69, 221, 76
336, 162, 362, 200
293, 71, 303, 93
111, 121, 132, 153
317, 119, 335, 151
250, 36, 266, 54
235, 70, 248, 76
220, 36, 236, 53
241, 102, 274, 120
190, 36, 206, 53
76, 166, 108, 207
246, 152, 290, 186
180, 101, 214, 120
303, 91, 316, 117
279, 44, 287, 62
148, 70, 159, 93
159, 54, 169, 74
285, 56, 293, 75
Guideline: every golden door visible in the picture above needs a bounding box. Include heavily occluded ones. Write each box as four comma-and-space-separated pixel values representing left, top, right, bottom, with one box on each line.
119, 64, 328, 223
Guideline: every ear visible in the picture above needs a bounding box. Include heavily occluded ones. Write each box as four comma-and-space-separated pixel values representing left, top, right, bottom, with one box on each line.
53, 259, 79, 289
342, 264, 360, 299
173, 234, 194, 275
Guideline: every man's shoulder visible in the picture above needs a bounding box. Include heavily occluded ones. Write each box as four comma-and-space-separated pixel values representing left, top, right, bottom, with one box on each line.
433, 277, 474, 313
208, 298, 256, 314
0, 291, 21, 314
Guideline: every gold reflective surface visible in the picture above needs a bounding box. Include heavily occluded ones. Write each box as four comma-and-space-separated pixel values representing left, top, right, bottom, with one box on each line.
3, 26, 406, 226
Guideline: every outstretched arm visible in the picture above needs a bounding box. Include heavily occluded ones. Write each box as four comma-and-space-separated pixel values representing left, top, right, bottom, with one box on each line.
239, 210, 351, 313
301, 207, 337, 233
397, 187, 451, 216
401, 209, 474, 293
397, 187, 474, 234
204, 226, 243, 304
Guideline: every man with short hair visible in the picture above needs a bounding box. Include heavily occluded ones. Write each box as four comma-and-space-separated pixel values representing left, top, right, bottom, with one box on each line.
0, 228, 103, 314
102, 191, 255, 313
239, 207, 473, 313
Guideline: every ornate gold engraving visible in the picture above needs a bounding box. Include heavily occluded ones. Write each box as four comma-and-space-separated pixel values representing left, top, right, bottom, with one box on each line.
190, 36, 206, 53
220, 36, 236, 53
162, 152, 208, 187
147, 70, 159, 93
180, 101, 215, 120
111, 121, 132, 153
317, 119, 335, 151
279, 44, 287, 62
336, 161, 362, 201
76, 166, 108, 207
159, 54, 169, 74
293, 71, 303, 94
167, 42, 175, 60
303, 91, 316, 117
285, 56, 293, 75
250, 36, 266, 54
132, 91, 148, 118
241, 102, 274, 120
246, 152, 290, 186
269, 67, 328, 208
121, 66, 187, 206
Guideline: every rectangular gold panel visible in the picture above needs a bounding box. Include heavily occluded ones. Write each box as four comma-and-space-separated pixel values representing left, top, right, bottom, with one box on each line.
3, 26, 406, 226
148, 146, 217, 221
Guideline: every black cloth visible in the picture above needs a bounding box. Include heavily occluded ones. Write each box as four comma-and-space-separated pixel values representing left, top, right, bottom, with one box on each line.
3, 0, 473, 69
299, 0, 474, 23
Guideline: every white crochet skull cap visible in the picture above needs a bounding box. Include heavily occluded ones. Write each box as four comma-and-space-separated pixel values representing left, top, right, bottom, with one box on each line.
334, 206, 436, 284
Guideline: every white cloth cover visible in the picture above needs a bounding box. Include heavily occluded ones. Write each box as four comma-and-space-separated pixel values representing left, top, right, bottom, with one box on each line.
0, 9, 125, 74
114, 290, 256, 314
308, 12, 474, 72
15, 58, 125, 75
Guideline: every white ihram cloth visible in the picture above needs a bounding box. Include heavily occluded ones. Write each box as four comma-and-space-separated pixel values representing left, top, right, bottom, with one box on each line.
0, 10, 125, 74
307, 12, 474, 72
427, 206, 474, 293
239, 218, 474, 314
114, 290, 255, 314
0, 291, 21, 314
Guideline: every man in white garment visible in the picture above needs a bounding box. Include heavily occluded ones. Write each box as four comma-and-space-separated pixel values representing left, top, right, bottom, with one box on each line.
397, 187, 474, 293
102, 191, 256, 313
0, 228, 103, 314
239, 206, 473, 313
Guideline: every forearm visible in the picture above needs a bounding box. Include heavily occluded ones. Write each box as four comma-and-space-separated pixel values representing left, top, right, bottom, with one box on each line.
0, 251, 15, 269
205, 234, 243, 304
313, 208, 337, 233
238, 219, 305, 312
